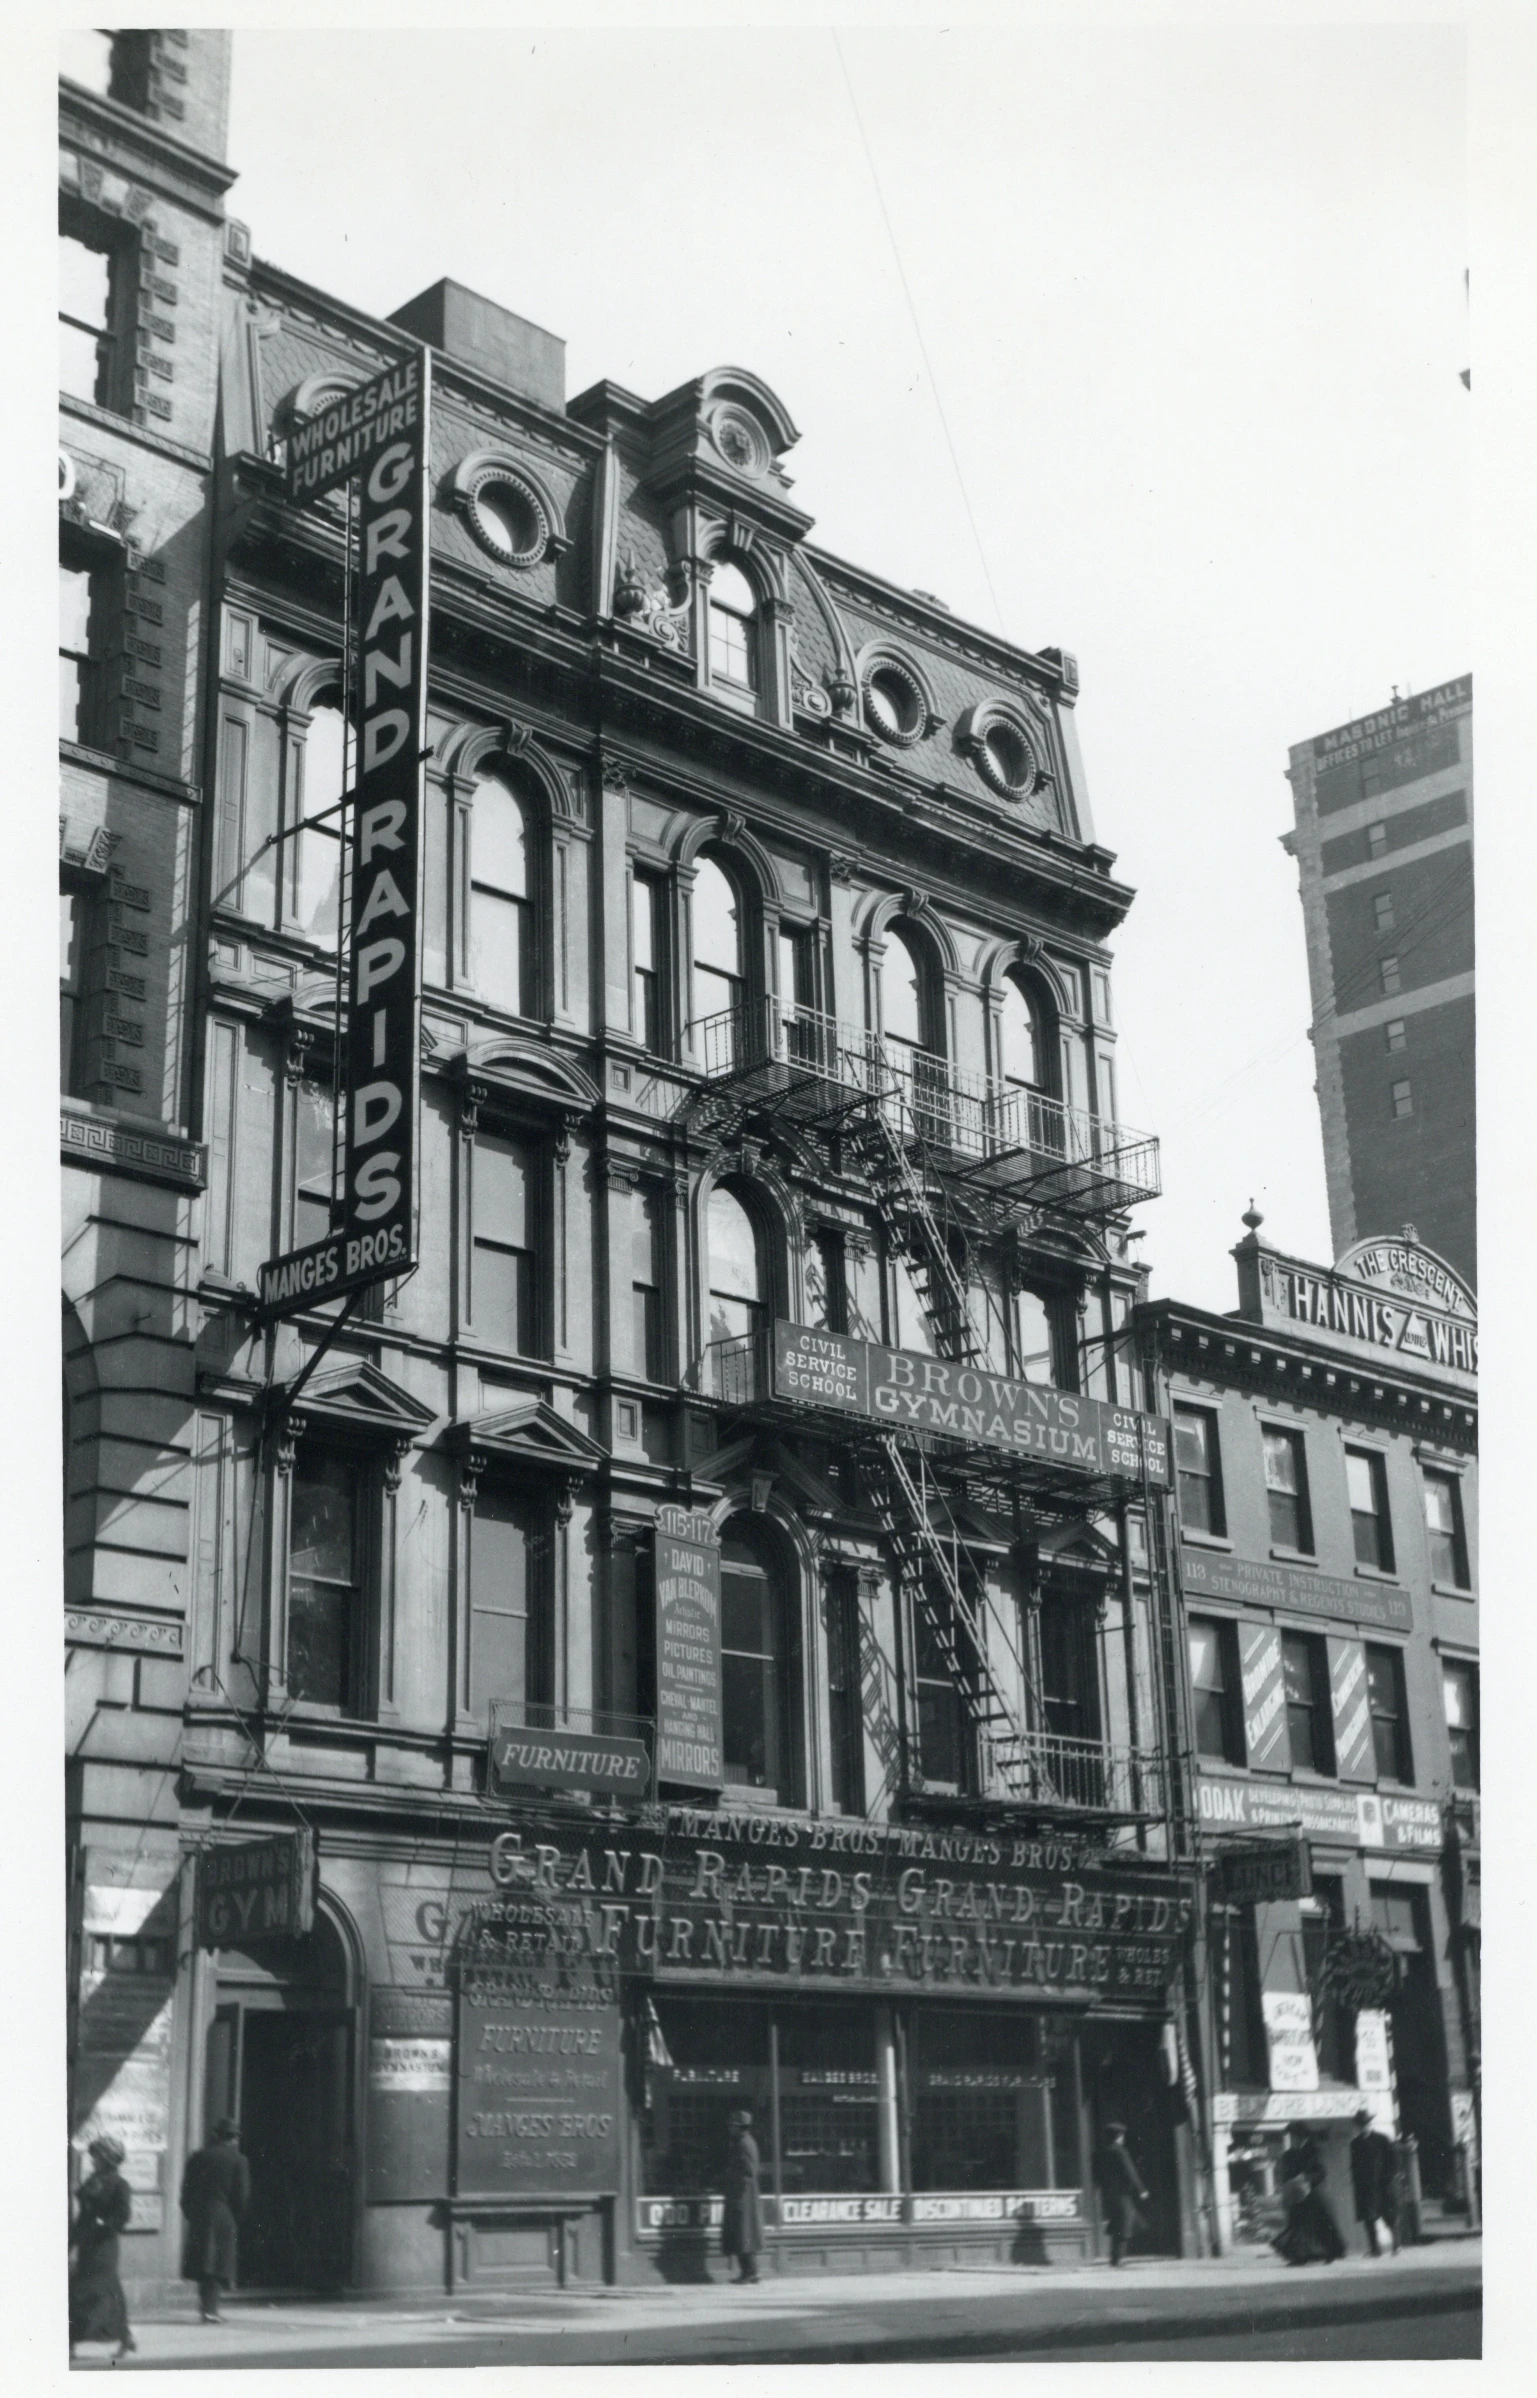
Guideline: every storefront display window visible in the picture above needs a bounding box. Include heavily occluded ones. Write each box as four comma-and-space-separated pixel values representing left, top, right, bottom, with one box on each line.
911, 2008, 1056, 2191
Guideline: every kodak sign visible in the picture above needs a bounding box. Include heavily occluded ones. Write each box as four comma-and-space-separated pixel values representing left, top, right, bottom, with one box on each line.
260, 351, 431, 1318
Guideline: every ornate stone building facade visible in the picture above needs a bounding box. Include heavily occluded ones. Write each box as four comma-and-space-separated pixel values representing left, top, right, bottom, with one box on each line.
63, 35, 1202, 2299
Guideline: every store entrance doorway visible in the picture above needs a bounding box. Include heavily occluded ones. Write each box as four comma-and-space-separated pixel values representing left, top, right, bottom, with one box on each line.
203, 1909, 358, 2291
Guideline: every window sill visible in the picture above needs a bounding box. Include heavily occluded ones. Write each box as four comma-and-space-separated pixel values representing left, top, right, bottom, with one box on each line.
1269, 1547, 1317, 1566
1431, 1580, 1476, 1601
1353, 1563, 1401, 1584
1178, 1529, 1233, 1552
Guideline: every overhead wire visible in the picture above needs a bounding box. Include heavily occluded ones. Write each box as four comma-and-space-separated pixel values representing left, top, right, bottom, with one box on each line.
831, 32, 1009, 640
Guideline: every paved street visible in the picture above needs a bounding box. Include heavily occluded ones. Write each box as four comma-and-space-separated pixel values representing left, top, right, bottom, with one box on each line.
72, 2240, 1479, 2370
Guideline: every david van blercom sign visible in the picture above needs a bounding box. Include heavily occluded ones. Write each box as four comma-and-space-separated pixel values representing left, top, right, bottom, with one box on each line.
772, 1324, 1170, 1485
259, 353, 431, 1318
654, 1506, 723, 1788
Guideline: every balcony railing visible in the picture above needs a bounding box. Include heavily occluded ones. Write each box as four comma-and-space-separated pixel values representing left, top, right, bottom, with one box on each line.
686, 999, 1159, 1212
981, 1726, 1165, 1818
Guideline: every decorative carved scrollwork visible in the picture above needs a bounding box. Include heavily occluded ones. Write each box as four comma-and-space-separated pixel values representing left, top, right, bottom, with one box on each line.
613, 551, 694, 652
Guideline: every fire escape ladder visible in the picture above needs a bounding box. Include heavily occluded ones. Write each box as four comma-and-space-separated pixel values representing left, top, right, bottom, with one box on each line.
873, 1430, 1056, 1803
846, 1086, 988, 1366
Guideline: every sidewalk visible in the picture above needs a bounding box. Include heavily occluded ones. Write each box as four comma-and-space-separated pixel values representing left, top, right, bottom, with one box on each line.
76, 2239, 1482, 2370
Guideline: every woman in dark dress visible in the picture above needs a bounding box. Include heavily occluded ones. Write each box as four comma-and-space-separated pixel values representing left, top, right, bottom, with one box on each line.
69, 2136, 135, 2357
720, 2109, 765, 2285
1273, 2124, 1347, 2265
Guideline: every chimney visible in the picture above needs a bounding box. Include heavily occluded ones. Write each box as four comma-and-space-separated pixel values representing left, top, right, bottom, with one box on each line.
387, 279, 565, 412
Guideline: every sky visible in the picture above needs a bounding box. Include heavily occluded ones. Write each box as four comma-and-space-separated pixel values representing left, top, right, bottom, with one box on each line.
220, 20, 1470, 1313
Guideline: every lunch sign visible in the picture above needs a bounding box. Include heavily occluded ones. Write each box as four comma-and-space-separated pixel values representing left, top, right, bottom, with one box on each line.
259, 353, 432, 1319
772, 1323, 1170, 1485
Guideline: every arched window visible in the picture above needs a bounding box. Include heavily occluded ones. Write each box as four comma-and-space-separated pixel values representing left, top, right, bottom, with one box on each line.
691, 855, 745, 1030
998, 972, 1045, 1091
882, 927, 927, 1052
1014, 1286, 1062, 1386
294, 698, 346, 944
880, 924, 946, 1140
706, 1184, 766, 1349
470, 771, 535, 1016
707, 560, 757, 691
720, 1514, 797, 1801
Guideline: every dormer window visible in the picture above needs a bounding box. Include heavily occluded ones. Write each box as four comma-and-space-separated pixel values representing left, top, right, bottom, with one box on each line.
708, 561, 757, 690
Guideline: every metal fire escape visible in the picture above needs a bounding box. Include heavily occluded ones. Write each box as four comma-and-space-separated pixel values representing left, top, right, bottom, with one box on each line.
680, 997, 1163, 1818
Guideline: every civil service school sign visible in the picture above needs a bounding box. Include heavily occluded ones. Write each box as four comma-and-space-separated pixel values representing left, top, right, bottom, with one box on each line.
772, 1323, 1171, 1485
259, 351, 432, 1318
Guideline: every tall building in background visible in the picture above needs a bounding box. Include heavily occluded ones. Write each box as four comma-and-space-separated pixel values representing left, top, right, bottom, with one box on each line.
1282, 678, 1474, 1288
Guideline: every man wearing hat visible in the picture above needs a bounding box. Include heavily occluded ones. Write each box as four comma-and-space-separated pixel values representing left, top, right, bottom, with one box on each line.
69, 2135, 135, 2357
180, 2116, 251, 2322
1095, 2120, 1150, 2266
1349, 2106, 1400, 2258
720, 2108, 765, 2284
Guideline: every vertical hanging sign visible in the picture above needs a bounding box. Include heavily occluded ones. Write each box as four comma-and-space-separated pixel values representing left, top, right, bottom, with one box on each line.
260, 352, 431, 1316
654, 1505, 723, 1788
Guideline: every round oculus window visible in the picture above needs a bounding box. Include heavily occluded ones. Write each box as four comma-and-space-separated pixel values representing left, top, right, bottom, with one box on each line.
465, 473, 549, 568
975, 717, 1037, 798
863, 661, 926, 745
711, 407, 765, 474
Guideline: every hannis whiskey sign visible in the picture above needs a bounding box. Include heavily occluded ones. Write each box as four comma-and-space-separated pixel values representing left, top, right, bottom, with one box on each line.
1257, 1237, 1476, 1377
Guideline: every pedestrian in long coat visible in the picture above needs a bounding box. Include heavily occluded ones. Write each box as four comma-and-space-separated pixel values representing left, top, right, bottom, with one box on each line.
1273, 2124, 1346, 2265
721, 2109, 765, 2284
180, 2117, 251, 2321
69, 2136, 135, 2357
1095, 2121, 1149, 2265
1349, 2109, 1400, 2257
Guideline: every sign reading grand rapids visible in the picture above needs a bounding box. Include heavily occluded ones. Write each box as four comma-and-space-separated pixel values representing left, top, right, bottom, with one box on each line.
486, 1813, 1191, 2009
259, 350, 432, 1319
772, 1324, 1170, 1485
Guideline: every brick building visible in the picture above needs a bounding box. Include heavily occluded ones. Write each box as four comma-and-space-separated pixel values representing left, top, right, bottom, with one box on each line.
1281, 677, 1474, 1287
60, 23, 241, 2276
62, 33, 1205, 2301
1139, 1215, 1479, 2254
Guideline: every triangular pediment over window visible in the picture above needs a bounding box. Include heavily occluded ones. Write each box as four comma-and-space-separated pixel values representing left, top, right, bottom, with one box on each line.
442, 1398, 606, 1477
290, 1358, 438, 1443
1036, 1518, 1120, 1584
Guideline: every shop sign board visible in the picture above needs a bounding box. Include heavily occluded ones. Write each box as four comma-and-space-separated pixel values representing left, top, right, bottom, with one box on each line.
654, 1505, 722, 1787
489, 1722, 652, 1799
455, 1968, 622, 2199
196, 1830, 318, 1949
483, 1812, 1191, 2008
1213, 2088, 1385, 2128
772, 1323, 1170, 1486
1354, 2009, 1391, 2093
1262, 1991, 1319, 2091
1197, 1772, 1443, 1853
260, 349, 431, 1319
285, 358, 424, 503
635, 2189, 1083, 2236
1212, 1838, 1312, 1907
1180, 1546, 1413, 1635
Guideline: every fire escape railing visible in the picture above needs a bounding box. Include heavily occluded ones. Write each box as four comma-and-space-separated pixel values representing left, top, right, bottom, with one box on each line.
684, 1000, 1162, 1821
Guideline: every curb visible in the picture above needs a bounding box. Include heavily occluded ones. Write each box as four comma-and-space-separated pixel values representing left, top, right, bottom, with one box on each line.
738, 2281, 1482, 2366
